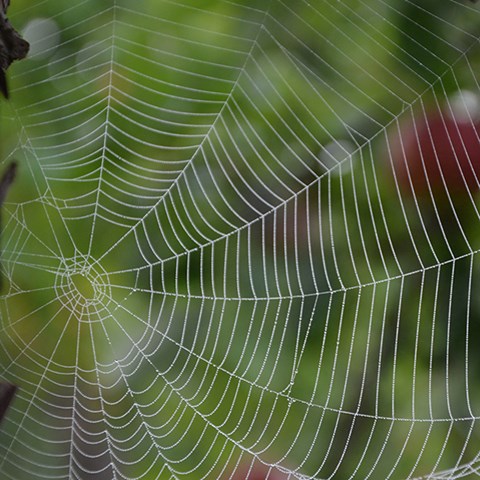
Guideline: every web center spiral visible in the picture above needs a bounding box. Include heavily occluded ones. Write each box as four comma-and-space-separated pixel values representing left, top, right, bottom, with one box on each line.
54, 257, 111, 321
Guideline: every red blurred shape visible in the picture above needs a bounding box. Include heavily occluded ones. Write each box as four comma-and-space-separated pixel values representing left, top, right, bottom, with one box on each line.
390, 106, 480, 197
229, 462, 288, 480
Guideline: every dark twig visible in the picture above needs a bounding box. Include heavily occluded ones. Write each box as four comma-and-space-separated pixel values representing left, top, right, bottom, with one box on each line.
0, 382, 16, 424
0, 160, 16, 205
0, 161, 16, 290
0, 0, 29, 98
0, 3, 20, 433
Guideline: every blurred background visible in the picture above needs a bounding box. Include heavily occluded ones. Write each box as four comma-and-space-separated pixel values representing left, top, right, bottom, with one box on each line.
0, 0, 480, 478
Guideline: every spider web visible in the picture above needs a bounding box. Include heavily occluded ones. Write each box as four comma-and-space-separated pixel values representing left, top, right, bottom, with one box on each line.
0, 0, 480, 478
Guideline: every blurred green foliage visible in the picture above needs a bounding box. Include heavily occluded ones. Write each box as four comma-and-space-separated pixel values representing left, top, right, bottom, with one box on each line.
0, 0, 480, 479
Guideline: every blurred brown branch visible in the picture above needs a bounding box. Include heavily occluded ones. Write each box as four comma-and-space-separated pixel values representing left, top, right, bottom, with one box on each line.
0, 161, 16, 291
0, 0, 29, 98
0, 383, 16, 424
